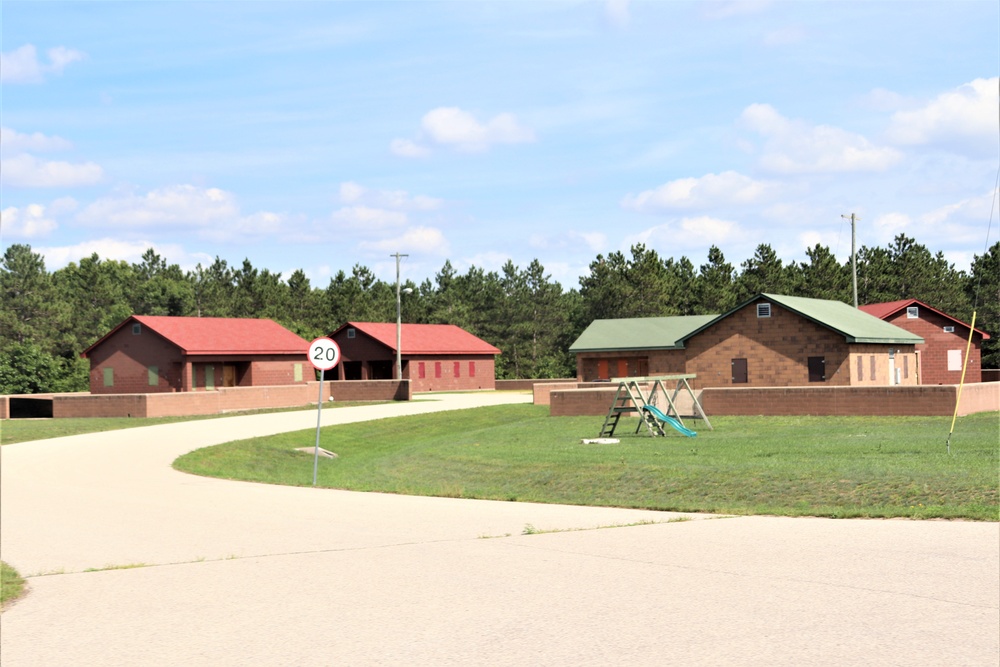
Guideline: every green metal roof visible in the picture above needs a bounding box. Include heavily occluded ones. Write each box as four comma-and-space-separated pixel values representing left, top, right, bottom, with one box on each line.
679, 293, 925, 345
569, 315, 717, 352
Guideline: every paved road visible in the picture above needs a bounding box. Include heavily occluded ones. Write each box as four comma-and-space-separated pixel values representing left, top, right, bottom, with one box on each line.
2, 393, 997, 666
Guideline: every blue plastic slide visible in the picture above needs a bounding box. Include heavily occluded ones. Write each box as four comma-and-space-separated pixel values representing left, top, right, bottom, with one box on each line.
643, 405, 697, 437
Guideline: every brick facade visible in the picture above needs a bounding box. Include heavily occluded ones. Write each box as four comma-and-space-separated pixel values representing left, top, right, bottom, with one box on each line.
575, 302, 918, 389
878, 308, 984, 384
85, 319, 310, 394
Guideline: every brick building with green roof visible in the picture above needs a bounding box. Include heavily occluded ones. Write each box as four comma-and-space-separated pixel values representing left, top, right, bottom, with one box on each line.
570, 294, 923, 388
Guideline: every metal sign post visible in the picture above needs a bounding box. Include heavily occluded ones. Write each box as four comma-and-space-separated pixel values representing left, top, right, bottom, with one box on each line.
307, 337, 341, 486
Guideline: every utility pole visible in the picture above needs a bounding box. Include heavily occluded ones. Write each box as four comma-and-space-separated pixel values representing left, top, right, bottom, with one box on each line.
841, 213, 859, 308
391, 252, 409, 380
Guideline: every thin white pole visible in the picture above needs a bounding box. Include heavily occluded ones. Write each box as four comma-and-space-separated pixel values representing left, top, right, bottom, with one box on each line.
312, 369, 324, 486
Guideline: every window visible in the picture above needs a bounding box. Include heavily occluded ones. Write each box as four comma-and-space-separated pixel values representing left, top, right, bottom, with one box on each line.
906, 306, 919, 319
148, 366, 158, 386
454, 361, 461, 378
870, 355, 876, 379
808, 356, 826, 382
731, 358, 748, 384
903, 355, 909, 379
103, 368, 114, 387
757, 303, 771, 318
469, 361, 476, 377
857, 356, 864, 381
294, 363, 302, 382
205, 365, 215, 389
947, 350, 962, 371
132, 323, 142, 335
943, 326, 955, 333
418, 362, 426, 379
347, 328, 356, 339
434, 362, 442, 378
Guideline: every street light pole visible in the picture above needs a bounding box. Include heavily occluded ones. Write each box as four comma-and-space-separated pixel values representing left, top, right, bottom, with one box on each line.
841, 213, 859, 308
391, 252, 409, 380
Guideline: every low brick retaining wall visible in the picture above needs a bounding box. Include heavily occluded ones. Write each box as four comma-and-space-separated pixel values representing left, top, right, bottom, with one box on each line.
548, 382, 998, 418
42, 380, 410, 419
496, 378, 577, 392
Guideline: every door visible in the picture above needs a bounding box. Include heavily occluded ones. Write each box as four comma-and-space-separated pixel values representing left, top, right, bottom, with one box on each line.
223, 365, 237, 387
732, 358, 748, 384
888, 348, 897, 385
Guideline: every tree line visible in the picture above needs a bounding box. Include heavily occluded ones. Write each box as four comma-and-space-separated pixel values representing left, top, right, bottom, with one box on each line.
2, 235, 997, 394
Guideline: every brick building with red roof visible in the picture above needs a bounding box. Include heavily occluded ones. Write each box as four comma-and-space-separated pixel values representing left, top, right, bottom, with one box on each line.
329, 322, 501, 392
859, 299, 990, 384
81, 315, 311, 394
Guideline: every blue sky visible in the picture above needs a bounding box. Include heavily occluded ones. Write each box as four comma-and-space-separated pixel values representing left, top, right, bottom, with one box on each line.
2, 1, 997, 289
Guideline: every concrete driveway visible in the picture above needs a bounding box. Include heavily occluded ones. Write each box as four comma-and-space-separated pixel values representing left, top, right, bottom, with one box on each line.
2, 392, 997, 666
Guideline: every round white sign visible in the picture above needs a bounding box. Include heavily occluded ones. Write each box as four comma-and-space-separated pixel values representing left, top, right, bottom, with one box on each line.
308, 337, 341, 371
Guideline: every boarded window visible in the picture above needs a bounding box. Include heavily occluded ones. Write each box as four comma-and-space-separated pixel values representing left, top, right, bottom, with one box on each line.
757, 303, 771, 318
454, 361, 461, 378
469, 361, 476, 377
903, 355, 908, 379
947, 350, 962, 371
857, 356, 864, 381
870, 356, 876, 379
418, 362, 426, 379
294, 363, 302, 382
808, 356, 826, 382
103, 368, 114, 387
434, 362, 442, 378
731, 358, 748, 384
148, 366, 158, 386
206, 365, 215, 389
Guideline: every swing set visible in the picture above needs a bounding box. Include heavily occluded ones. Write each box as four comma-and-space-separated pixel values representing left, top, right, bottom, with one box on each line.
598, 374, 712, 438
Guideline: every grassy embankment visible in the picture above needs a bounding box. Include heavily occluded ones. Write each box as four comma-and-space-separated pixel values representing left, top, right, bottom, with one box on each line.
174, 404, 999, 521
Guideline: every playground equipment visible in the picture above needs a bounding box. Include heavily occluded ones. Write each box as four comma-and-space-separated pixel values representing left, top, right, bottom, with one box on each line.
599, 375, 711, 438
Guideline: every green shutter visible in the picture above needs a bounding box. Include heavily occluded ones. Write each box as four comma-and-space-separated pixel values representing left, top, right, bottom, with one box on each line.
206, 365, 214, 389
148, 366, 158, 386
294, 363, 303, 382
103, 368, 114, 387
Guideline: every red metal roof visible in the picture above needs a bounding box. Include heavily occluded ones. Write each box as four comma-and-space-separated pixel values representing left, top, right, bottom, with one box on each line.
82, 316, 311, 357
859, 299, 990, 339
334, 322, 500, 355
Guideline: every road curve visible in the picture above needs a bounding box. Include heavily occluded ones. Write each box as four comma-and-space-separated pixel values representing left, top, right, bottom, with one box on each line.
2, 392, 997, 666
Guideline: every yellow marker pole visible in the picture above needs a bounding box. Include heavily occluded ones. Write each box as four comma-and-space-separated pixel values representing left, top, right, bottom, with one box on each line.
946, 311, 977, 455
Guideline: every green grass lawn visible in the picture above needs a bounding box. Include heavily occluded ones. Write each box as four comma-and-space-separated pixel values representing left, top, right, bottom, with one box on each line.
0, 402, 387, 445
1, 561, 26, 607
174, 405, 1000, 521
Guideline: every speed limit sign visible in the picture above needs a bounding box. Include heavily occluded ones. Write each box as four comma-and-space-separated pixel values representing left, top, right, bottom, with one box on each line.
308, 337, 341, 371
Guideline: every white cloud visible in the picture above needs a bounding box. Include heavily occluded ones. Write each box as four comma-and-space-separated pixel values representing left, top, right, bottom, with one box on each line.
622, 171, 773, 212
871, 212, 912, 243
920, 189, 998, 227
0, 127, 73, 153
0, 204, 58, 238
624, 216, 745, 251
389, 138, 430, 158
740, 103, 902, 173
34, 238, 156, 268
702, 0, 773, 20
420, 107, 535, 152
331, 205, 407, 228
77, 185, 239, 227
1, 154, 104, 187
336, 181, 443, 210
360, 226, 450, 255
886, 77, 999, 157
605, 0, 630, 28
0, 44, 85, 84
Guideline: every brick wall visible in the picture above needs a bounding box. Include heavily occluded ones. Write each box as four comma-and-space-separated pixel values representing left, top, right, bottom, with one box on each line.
685, 302, 855, 388
495, 378, 576, 392
49, 380, 411, 419
87, 325, 184, 394
699, 382, 998, 417
549, 384, 701, 416
549, 382, 998, 418
534, 382, 615, 406
408, 356, 496, 392
880, 309, 984, 385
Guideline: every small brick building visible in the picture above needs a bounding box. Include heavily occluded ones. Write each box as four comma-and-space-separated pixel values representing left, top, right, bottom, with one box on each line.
82, 316, 311, 394
859, 299, 990, 384
571, 294, 923, 389
328, 322, 500, 392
